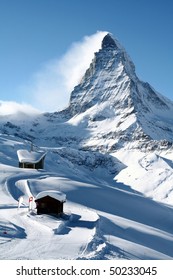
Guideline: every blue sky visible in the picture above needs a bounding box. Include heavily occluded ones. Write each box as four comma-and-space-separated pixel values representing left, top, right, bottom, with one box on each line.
0, 0, 173, 112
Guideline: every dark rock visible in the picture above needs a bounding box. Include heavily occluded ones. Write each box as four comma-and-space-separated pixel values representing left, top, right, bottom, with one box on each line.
101, 33, 118, 49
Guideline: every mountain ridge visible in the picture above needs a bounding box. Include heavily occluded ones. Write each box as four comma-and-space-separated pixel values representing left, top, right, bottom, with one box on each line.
62, 33, 173, 152
0, 33, 173, 153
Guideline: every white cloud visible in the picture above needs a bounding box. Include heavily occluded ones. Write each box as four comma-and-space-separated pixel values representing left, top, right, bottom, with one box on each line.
23, 31, 108, 112
0, 100, 40, 116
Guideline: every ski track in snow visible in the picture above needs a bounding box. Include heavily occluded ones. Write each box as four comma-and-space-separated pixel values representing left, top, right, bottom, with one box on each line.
0, 158, 173, 260
0, 167, 105, 260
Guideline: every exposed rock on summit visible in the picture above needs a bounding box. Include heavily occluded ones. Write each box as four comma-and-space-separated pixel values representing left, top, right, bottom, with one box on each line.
101, 33, 118, 49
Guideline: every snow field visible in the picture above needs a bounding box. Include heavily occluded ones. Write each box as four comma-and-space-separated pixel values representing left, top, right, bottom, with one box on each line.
0, 138, 173, 259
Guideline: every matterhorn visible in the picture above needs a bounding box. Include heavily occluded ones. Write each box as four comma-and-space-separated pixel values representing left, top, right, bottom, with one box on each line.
64, 33, 173, 152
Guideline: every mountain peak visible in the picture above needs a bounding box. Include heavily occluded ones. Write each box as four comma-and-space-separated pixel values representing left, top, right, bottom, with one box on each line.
68, 33, 136, 116
101, 33, 118, 49
65, 33, 173, 152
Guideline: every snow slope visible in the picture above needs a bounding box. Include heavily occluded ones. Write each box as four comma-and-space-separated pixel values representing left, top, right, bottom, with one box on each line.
0, 135, 173, 260
0, 33, 173, 259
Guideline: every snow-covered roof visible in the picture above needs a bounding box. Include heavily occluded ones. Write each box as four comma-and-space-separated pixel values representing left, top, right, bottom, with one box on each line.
17, 149, 46, 163
35, 190, 66, 202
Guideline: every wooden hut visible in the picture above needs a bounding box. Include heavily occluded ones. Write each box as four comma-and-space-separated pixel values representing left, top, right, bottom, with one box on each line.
17, 149, 46, 169
35, 190, 66, 215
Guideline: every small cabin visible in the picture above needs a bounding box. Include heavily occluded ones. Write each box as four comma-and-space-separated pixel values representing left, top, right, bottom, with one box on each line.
35, 190, 66, 215
17, 149, 46, 169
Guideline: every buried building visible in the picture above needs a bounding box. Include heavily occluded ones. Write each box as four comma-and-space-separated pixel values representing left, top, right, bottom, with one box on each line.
35, 190, 66, 215
17, 149, 46, 169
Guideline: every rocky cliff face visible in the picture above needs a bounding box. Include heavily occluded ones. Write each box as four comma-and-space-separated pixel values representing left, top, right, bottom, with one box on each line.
68, 34, 136, 116
63, 33, 173, 152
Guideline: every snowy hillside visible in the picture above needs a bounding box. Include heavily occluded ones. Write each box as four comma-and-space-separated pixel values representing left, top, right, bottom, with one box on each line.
0, 33, 173, 259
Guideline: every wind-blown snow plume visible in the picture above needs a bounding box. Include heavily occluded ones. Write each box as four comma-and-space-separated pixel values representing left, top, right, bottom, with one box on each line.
24, 31, 108, 112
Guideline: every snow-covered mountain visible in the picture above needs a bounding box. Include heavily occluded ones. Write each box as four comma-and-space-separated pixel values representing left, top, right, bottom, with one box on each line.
2, 33, 173, 152
0, 33, 173, 260
65, 33, 173, 152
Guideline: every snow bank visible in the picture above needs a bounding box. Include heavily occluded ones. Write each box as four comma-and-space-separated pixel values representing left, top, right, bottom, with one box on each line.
35, 190, 66, 202
17, 149, 46, 163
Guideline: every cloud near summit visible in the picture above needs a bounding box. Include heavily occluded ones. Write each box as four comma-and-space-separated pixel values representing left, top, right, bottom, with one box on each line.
24, 31, 108, 112
0, 100, 40, 116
